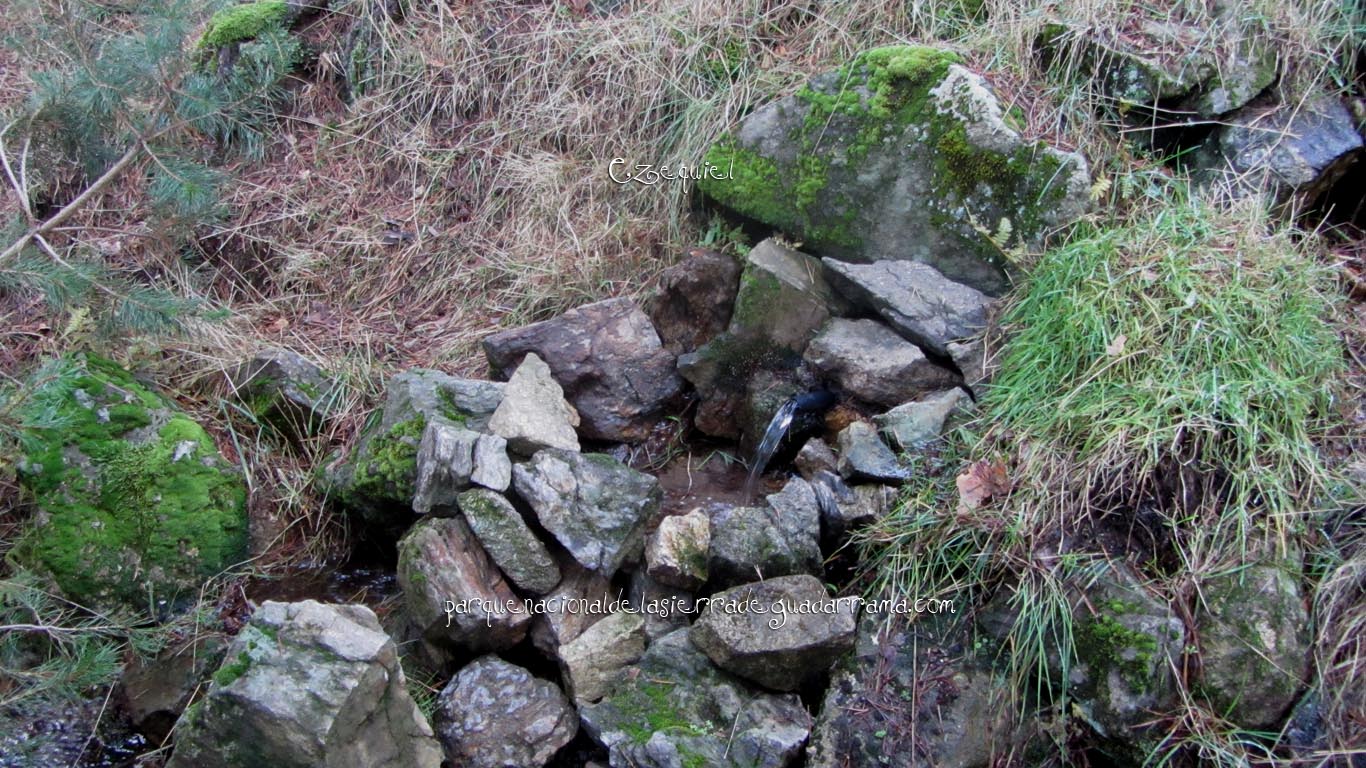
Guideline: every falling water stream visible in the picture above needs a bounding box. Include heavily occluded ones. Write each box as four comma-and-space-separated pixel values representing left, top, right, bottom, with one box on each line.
743, 398, 799, 502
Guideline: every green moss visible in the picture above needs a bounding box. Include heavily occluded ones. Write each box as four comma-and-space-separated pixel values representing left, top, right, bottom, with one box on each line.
1074, 610, 1160, 690
611, 679, 719, 745
201, 0, 289, 48
212, 651, 252, 687
436, 389, 470, 426
345, 415, 426, 506
11, 355, 248, 612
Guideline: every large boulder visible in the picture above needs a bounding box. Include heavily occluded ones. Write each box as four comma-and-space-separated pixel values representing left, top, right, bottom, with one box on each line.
457, 488, 561, 595
822, 259, 994, 357
433, 656, 577, 768
11, 355, 247, 612
1196, 561, 1310, 728
167, 600, 443, 768
512, 449, 662, 576
803, 318, 959, 407
487, 353, 581, 455
483, 298, 683, 442
645, 248, 741, 354
325, 368, 504, 522
396, 517, 531, 651
690, 575, 857, 692
580, 629, 813, 768
697, 46, 1089, 296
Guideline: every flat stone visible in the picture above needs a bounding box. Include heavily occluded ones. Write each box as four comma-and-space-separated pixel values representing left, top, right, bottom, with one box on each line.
457, 488, 561, 595
488, 352, 581, 454
470, 432, 511, 492
805, 318, 960, 407
823, 259, 994, 356
875, 388, 969, 450
433, 656, 577, 768
836, 421, 912, 483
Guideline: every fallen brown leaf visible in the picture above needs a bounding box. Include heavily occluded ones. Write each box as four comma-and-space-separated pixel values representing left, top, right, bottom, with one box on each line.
956, 459, 1012, 514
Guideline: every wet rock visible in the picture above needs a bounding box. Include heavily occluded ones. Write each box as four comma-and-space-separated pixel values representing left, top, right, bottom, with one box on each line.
530, 562, 620, 657
1196, 562, 1310, 728
691, 575, 857, 692
836, 421, 912, 483
810, 471, 895, 537
411, 418, 479, 513
709, 479, 822, 587
629, 570, 696, 640
875, 388, 969, 449
698, 47, 1089, 296
794, 438, 838, 480
512, 449, 661, 576
230, 348, 337, 437
804, 319, 960, 407
488, 353, 581, 454
646, 509, 710, 590
823, 259, 994, 356
457, 488, 561, 595
119, 635, 226, 741
167, 600, 443, 768
11, 355, 247, 612
326, 368, 504, 520
483, 298, 683, 442
470, 432, 511, 492
433, 656, 577, 768
1200, 98, 1363, 204
558, 611, 648, 703
580, 629, 812, 768
1067, 563, 1184, 738
646, 248, 741, 354
808, 616, 1012, 768
397, 516, 531, 652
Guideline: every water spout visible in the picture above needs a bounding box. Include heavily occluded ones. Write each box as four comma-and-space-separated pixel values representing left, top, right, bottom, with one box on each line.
743, 398, 799, 502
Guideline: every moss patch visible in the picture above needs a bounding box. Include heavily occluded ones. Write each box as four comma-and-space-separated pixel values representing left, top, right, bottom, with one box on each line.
201, 0, 289, 48
342, 414, 426, 508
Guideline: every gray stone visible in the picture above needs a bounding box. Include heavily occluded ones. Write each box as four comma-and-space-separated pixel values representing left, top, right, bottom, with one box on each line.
411, 418, 479, 514
804, 319, 960, 407
118, 636, 226, 741
691, 575, 857, 692
488, 353, 581, 454
167, 600, 443, 768
947, 338, 993, 394
629, 570, 696, 640
457, 488, 561, 595
810, 471, 895, 537
794, 438, 838, 480
823, 259, 994, 356
1201, 98, 1363, 204
1196, 562, 1310, 728
397, 517, 531, 652
230, 348, 337, 436
530, 562, 619, 657
483, 298, 683, 441
645, 509, 710, 590
875, 388, 969, 449
580, 629, 812, 768
433, 656, 577, 768
708, 479, 822, 587
698, 52, 1089, 296
512, 449, 661, 576
558, 611, 647, 703
645, 248, 742, 354
470, 432, 511, 492
836, 421, 912, 483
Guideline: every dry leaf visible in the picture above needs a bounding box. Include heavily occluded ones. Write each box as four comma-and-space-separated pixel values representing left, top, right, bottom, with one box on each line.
956, 459, 1012, 514
1105, 333, 1127, 356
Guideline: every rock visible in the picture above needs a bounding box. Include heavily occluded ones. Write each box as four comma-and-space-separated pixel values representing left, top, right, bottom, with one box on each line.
167, 600, 443, 768
947, 338, 993, 394
698, 47, 1089, 296
457, 488, 561, 595
411, 418, 479, 514
558, 611, 647, 703
530, 562, 620, 657
580, 629, 812, 768
1067, 563, 1184, 738
875, 388, 969, 449
645, 248, 741, 354
483, 298, 683, 441
433, 656, 577, 768
794, 438, 838, 480
691, 575, 857, 692
808, 616, 1012, 768
645, 510, 710, 590
629, 570, 696, 640
11, 355, 248, 612
823, 259, 994, 356
1196, 562, 1310, 728
397, 517, 531, 651
809, 471, 895, 537
470, 433, 511, 492
229, 348, 337, 437
805, 318, 960, 407
118, 636, 226, 741
512, 449, 661, 576
488, 353, 581, 454
708, 479, 822, 587
326, 368, 504, 521
679, 239, 841, 441
1199, 97, 1363, 204
836, 421, 912, 483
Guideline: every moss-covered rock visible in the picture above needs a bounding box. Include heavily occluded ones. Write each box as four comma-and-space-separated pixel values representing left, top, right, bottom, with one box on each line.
697, 45, 1089, 296
10, 355, 247, 613
201, 0, 290, 48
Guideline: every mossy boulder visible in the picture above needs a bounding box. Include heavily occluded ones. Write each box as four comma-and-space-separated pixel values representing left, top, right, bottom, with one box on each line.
697, 46, 1089, 296
201, 0, 290, 48
11, 355, 247, 613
